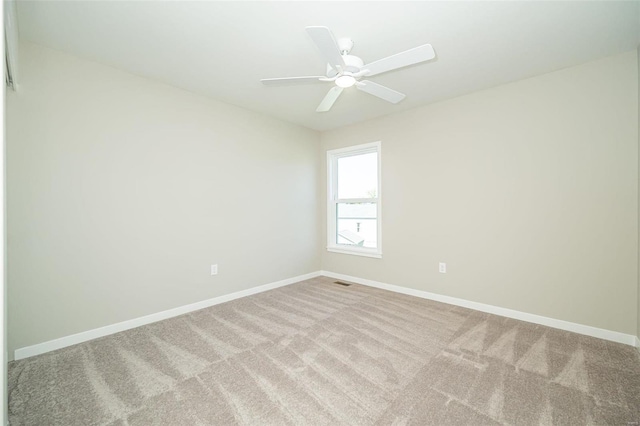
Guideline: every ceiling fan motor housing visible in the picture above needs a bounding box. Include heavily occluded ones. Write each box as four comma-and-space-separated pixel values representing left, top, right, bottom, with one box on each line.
326, 54, 364, 77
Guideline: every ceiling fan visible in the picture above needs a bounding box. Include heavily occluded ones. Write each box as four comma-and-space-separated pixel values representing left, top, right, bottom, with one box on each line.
261, 26, 436, 112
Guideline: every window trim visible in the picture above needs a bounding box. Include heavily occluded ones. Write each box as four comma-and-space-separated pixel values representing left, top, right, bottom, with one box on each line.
326, 141, 382, 259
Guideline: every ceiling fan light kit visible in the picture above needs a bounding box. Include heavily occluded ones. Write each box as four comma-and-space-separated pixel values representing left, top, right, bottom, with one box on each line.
335, 75, 356, 88
261, 26, 436, 112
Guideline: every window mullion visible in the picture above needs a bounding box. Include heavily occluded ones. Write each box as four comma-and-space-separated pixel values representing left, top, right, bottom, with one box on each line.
336, 198, 377, 204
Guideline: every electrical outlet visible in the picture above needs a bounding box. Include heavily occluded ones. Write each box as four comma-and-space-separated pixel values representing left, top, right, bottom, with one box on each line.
211, 264, 218, 275
439, 262, 446, 273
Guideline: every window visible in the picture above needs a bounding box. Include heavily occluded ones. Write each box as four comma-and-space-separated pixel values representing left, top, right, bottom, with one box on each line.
327, 142, 381, 258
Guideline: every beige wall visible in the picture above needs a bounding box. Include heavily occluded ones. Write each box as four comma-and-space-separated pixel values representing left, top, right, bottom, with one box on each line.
6, 43, 321, 356
321, 51, 639, 335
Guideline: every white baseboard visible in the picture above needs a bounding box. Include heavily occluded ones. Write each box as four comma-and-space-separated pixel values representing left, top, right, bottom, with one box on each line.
15, 269, 638, 360
14, 271, 322, 360
321, 270, 638, 347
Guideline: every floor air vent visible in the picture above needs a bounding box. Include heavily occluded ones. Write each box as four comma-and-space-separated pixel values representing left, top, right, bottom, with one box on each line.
334, 281, 352, 287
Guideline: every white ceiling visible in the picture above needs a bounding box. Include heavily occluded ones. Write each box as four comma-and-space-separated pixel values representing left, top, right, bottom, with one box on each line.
17, 1, 640, 131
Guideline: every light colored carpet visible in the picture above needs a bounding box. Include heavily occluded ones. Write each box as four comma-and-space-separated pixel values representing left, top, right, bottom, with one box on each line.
8, 276, 640, 425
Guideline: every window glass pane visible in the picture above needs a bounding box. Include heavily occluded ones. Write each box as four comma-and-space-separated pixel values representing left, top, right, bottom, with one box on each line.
337, 152, 378, 199
336, 202, 377, 249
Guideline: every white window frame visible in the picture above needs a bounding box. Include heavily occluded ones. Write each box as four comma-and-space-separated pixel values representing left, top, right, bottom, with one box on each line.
327, 141, 382, 258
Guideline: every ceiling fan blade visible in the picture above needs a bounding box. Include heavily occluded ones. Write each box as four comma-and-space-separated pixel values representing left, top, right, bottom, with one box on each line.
261, 76, 326, 85
306, 26, 345, 71
363, 44, 435, 76
356, 80, 405, 104
316, 86, 343, 112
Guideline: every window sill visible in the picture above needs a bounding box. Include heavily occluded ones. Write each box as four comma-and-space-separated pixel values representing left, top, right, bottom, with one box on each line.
326, 247, 382, 259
